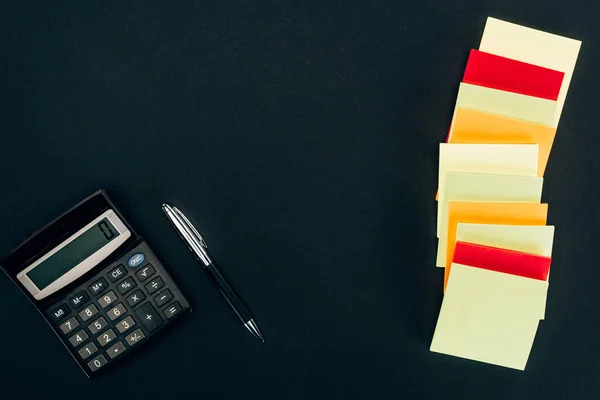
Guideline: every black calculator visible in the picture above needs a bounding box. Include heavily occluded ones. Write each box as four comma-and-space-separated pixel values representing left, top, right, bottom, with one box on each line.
0, 191, 191, 377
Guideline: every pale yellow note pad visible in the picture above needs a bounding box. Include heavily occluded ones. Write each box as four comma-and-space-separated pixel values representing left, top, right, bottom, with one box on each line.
450, 83, 557, 133
456, 223, 554, 319
437, 143, 539, 236
479, 17, 582, 127
430, 263, 548, 370
436, 172, 543, 267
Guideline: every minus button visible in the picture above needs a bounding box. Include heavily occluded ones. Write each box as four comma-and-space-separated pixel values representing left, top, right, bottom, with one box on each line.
154, 289, 173, 307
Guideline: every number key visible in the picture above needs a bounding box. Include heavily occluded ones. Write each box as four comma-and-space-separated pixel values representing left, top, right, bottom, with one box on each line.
78, 343, 98, 360
97, 329, 117, 347
135, 264, 155, 282
68, 330, 89, 347
88, 317, 108, 335
98, 291, 118, 309
117, 277, 136, 295
107, 303, 126, 321
59, 317, 79, 335
78, 304, 99, 322
87, 355, 107, 372
116, 316, 136, 333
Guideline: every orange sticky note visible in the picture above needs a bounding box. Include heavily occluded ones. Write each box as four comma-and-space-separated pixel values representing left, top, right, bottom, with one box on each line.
443, 202, 548, 291
449, 108, 556, 176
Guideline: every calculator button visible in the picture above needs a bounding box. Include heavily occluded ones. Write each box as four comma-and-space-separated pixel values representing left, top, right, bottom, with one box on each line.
145, 277, 165, 294
88, 317, 108, 335
97, 329, 117, 347
78, 343, 98, 360
154, 289, 173, 307
107, 341, 126, 359
125, 329, 146, 346
68, 330, 89, 347
78, 304, 99, 322
69, 291, 89, 309
117, 277, 137, 295
107, 264, 127, 282
88, 278, 108, 296
59, 317, 79, 334
126, 290, 146, 307
135, 264, 156, 282
87, 355, 107, 372
128, 253, 145, 268
49, 304, 70, 323
135, 302, 163, 332
163, 302, 182, 320
98, 291, 118, 309
116, 316, 136, 333
107, 303, 127, 321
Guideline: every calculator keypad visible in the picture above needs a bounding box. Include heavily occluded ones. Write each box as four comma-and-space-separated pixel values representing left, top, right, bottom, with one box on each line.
78, 304, 99, 322
45, 242, 190, 376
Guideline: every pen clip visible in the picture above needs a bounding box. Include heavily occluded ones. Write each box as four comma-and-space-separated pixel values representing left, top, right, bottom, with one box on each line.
173, 207, 208, 248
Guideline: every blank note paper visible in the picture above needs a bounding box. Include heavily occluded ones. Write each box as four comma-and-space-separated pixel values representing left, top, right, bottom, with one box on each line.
449, 108, 556, 175
450, 83, 557, 129
430, 16, 580, 370
437, 143, 539, 236
479, 17, 582, 127
436, 172, 543, 266
431, 263, 548, 370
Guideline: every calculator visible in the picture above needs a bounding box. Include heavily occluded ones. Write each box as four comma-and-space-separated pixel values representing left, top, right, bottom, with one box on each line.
0, 191, 191, 377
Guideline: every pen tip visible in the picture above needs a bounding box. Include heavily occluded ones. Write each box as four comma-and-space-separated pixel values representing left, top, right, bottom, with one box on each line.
162, 203, 172, 212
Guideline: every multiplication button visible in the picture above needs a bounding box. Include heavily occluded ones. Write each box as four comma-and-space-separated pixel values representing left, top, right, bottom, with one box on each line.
126, 290, 146, 307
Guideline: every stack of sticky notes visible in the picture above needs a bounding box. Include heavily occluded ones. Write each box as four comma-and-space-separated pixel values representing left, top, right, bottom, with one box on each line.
430, 17, 581, 370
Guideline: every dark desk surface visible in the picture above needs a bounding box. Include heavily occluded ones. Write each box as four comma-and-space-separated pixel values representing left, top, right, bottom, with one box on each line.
1, 1, 598, 399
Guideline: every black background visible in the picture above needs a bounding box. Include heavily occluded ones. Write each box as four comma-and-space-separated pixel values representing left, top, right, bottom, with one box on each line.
1, 1, 598, 399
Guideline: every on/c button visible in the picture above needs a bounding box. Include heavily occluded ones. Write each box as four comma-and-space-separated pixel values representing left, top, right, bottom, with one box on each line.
107, 265, 126, 282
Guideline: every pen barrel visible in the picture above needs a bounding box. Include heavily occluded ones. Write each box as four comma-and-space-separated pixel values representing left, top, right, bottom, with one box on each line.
206, 263, 253, 324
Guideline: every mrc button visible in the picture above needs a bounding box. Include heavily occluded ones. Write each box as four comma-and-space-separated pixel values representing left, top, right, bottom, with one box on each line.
128, 253, 145, 268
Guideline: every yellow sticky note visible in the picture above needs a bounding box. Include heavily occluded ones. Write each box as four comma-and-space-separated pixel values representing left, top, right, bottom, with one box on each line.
456, 223, 555, 319
430, 263, 548, 370
436, 172, 543, 267
450, 83, 557, 131
455, 223, 554, 258
449, 108, 556, 176
437, 143, 539, 236
442, 202, 548, 286
479, 17, 582, 127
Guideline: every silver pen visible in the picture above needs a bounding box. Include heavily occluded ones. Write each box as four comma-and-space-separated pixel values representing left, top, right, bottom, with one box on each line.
162, 204, 264, 342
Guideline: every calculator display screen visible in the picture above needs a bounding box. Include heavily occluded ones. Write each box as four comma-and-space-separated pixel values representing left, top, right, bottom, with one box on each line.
27, 218, 120, 290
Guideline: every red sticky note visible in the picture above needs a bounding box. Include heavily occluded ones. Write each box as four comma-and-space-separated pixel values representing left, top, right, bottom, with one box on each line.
463, 49, 564, 101
452, 241, 551, 281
